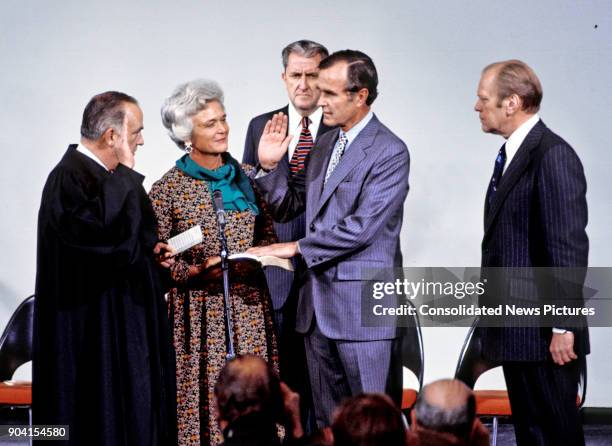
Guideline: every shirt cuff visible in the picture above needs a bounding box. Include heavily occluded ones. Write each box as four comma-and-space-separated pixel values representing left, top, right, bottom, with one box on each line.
255, 163, 276, 178
296, 240, 302, 254
552, 327, 572, 334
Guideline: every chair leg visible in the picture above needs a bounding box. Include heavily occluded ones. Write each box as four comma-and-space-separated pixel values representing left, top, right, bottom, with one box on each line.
28, 407, 32, 446
492, 416, 498, 446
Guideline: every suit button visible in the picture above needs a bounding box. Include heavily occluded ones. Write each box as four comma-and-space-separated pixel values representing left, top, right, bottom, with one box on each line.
310, 224, 315, 232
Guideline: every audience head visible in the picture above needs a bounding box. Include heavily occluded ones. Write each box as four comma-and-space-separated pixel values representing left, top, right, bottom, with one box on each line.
413, 379, 476, 441
331, 393, 406, 446
214, 355, 284, 428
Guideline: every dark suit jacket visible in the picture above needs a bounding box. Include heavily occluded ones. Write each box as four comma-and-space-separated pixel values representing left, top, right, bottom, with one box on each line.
480, 120, 590, 362
243, 106, 334, 311
256, 114, 410, 341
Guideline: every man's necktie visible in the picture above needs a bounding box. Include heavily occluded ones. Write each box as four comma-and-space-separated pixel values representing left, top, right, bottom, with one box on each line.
324, 132, 348, 185
289, 116, 314, 175
486, 143, 507, 206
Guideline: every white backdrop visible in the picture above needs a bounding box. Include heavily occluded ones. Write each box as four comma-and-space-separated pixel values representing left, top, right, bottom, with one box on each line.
1, 0, 610, 406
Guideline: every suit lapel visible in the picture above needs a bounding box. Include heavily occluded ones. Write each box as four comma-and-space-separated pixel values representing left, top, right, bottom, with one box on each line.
281, 105, 291, 166
310, 116, 378, 221
484, 120, 546, 235
307, 129, 339, 225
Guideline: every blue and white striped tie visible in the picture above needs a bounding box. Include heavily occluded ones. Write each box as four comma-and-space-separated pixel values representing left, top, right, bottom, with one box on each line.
324, 132, 348, 185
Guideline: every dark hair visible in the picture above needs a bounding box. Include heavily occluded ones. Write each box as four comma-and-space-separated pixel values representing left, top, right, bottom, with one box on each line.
80, 91, 138, 140
319, 50, 378, 105
484, 59, 543, 113
332, 394, 406, 446
282, 39, 329, 70
214, 355, 284, 425
414, 389, 476, 439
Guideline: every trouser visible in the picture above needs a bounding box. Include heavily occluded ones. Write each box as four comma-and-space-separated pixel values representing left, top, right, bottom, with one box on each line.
304, 319, 394, 427
503, 358, 584, 446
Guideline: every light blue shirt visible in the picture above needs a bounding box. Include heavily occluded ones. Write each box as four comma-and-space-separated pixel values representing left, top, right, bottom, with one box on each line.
335, 110, 374, 154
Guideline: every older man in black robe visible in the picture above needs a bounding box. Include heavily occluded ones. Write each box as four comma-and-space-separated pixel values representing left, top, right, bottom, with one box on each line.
33, 91, 176, 445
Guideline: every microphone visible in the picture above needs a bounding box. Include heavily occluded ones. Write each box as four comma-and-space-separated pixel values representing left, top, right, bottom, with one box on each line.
213, 190, 227, 227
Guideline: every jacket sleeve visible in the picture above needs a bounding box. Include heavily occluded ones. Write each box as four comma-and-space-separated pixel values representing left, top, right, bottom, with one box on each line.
242, 118, 258, 166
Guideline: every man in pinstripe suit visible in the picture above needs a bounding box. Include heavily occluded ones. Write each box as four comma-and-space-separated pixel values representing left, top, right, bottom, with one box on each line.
243, 40, 333, 432
475, 60, 589, 445
249, 50, 409, 427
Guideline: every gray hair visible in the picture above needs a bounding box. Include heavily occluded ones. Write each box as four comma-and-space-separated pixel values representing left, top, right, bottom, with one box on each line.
414, 389, 475, 438
160, 79, 224, 149
80, 91, 138, 140
281, 40, 329, 70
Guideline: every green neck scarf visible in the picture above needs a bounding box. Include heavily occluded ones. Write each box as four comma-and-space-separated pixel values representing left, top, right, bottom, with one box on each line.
175, 153, 259, 215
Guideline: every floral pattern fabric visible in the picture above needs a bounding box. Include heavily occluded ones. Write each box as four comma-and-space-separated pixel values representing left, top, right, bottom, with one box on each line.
149, 164, 279, 446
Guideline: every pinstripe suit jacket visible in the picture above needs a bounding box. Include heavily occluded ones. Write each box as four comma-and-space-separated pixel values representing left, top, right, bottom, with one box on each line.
256, 114, 410, 341
480, 120, 590, 362
243, 106, 334, 311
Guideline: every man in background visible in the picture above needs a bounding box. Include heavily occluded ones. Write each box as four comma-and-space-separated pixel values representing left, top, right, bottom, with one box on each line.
243, 39, 332, 338
33, 91, 176, 445
243, 39, 332, 430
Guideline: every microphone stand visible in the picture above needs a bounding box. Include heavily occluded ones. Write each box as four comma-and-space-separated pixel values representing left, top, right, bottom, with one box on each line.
214, 191, 236, 360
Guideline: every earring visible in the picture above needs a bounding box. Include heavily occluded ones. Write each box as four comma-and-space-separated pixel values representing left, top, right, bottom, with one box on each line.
184, 143, 192, 153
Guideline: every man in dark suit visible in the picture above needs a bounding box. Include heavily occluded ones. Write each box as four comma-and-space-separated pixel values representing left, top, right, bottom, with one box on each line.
475, 60, 589, 445
243, 39, 333, 338
249, 50, 410, 427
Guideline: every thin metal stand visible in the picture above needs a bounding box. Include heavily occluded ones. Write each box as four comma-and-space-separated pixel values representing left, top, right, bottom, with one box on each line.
218, 218, 235, 360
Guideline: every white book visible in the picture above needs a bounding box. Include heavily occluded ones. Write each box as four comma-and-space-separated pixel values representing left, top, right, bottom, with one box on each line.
228, 252, 294, 272
167, 226, 203, 255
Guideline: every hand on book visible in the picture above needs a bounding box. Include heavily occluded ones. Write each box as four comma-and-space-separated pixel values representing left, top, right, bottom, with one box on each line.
247, 242, 298, 259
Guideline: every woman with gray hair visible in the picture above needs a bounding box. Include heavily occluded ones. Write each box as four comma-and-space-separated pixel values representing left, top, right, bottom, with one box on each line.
149, 79, 279, 446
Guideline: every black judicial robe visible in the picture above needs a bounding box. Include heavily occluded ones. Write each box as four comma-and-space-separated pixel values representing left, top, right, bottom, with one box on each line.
33, 145, 177, 445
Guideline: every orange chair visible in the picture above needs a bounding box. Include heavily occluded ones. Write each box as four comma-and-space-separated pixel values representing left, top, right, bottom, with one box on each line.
0, 295, 34, 425
454, 319, 587, 446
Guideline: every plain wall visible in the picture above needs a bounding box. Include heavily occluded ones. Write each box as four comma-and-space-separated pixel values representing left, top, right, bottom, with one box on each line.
1, 0, 610, 405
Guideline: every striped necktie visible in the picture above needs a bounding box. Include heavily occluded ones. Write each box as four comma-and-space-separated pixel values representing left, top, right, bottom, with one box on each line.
289, 116, 313, 175
324, 132, 348, 185
486, 143, 507, 206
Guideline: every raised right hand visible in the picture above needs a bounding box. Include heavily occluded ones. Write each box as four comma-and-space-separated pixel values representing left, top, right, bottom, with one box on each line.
114, 115, 135, 169
257, 112, 293, 171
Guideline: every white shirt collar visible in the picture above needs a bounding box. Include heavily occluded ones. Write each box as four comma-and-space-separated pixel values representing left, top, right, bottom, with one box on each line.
76, 143, 109, 171
503, 114, 540, 173
341, 110, 374, 151
287, 104, 323, 160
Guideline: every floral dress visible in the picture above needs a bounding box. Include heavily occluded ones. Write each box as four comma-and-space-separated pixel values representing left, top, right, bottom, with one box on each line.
149, 163, 279, 446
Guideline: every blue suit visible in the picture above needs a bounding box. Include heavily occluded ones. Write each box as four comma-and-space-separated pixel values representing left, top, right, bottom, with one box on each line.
256, 114, 410, 425
480, 120, 589, 445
